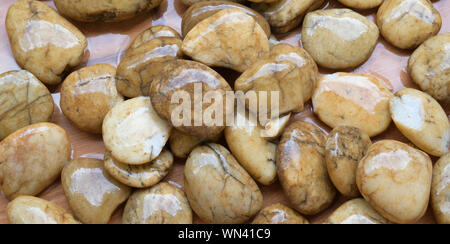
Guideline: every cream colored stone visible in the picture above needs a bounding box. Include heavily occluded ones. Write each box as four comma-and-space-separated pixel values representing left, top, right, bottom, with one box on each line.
302, 8, 379, 69
252, 203, 309, 224
377, 0, 442, 49
408, 33, 450, 102
184, 143, 263, 223
6, 0, 87, 85
0, 123, 71, 200
182, 9, 270, 72
0, 70, 53, 140
277, 121, 336, 215
356, 140, 432, 224
61, 158, 131, 224
312, 73, 393, 137
324, 198, 391, 224
123, 182, 193, 224
7, 196, 79, 224
326, 126, 371, 197
102, 97, 171, 165
431, 153, 450, 224
338, 0, 383, 9
390, 88, 449, 157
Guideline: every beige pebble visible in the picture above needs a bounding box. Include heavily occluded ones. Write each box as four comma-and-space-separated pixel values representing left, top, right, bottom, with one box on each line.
6, 0, 87, 85
408, 33, 450, 102
337, 0, 383, 9
277, 121, 336, 215
61, 64, 124, 134
104, 149, 174, 188
326, 126, 372, 197
312, 73, 393, 137
184, 143, 263, 223
356, 140, 432, 224
102, 97, 171, 165
324, 198, 391, 224
431, 153, 450, 224
182, 9, 270, 72
61, 158, 131, 224
123, 182, 193, 224
390, 88, 449, 157
377, 0, 442, 49
0, 123, 71, 200
7, 196, 79, 224
0, 70, 53, 140
252, 203, 309, 224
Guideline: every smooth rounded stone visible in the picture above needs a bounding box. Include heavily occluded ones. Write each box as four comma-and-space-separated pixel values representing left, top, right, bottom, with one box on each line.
102, 97, 171, 165
130, 26, 181, 50
252, 203, 309, 224
169, 129, 220, 158
184, 143, 263, 224
182, 1, 271, 38
104, 150, 174, 188
408, 33, 450, 102
61, 158, 131, 224
377, 0, 442, 49
149, 60, 232, 140
6, 0, 87, 85
326, 126, 372, 198
60, 64, 124, 134
253, 0, 325, 34
0, 123, 71, 200
277, 121, 336, 215
182, 9, 270, 73
7, 196, 79, 224
269, 43, 318, 103
337, 0, 383, 9
301, 8, 379, 69
123, 182, 193, 224
312, 73, 393, 137
262, 113, 291, 139
54, 0, 163, 22
116, 37, 183, 98
181, 0, 244, 6
324, 198, 391, 224
224, 111, 277, 185
390, 88, 449, 157
234, 58, 305, 118
356, 140, 433, 224
0, 70, 53, 140
431, 153, 450, 224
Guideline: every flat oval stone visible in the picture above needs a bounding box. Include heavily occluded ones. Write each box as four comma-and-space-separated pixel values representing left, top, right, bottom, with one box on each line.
377, 0, 442, 49
123, 182, 193, 224
6, 0, 87, 85
337, 0, 383, 9
301, 8, 379, 69
182, 9, 270, 72
104, 149, 174, 188
130, 26, 181, 50
0, 122, 71, 200
149, 60, 232, 140
324, 198, 391, 224
312, 73, 393, 137
0, 70, 54, 140
390, 88, 449, 157
252, 203, 309, 224
408, 33, 450, 102
356, 140, 432, 224
277, 121, 336, 215
116, 37, 183, 98
184, 143, 263, 224
7, 196, 79, 224
326, 126, 371, 197
102, 97, 172, 165
61, 158, 131, 224
60, 64, 124, 134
